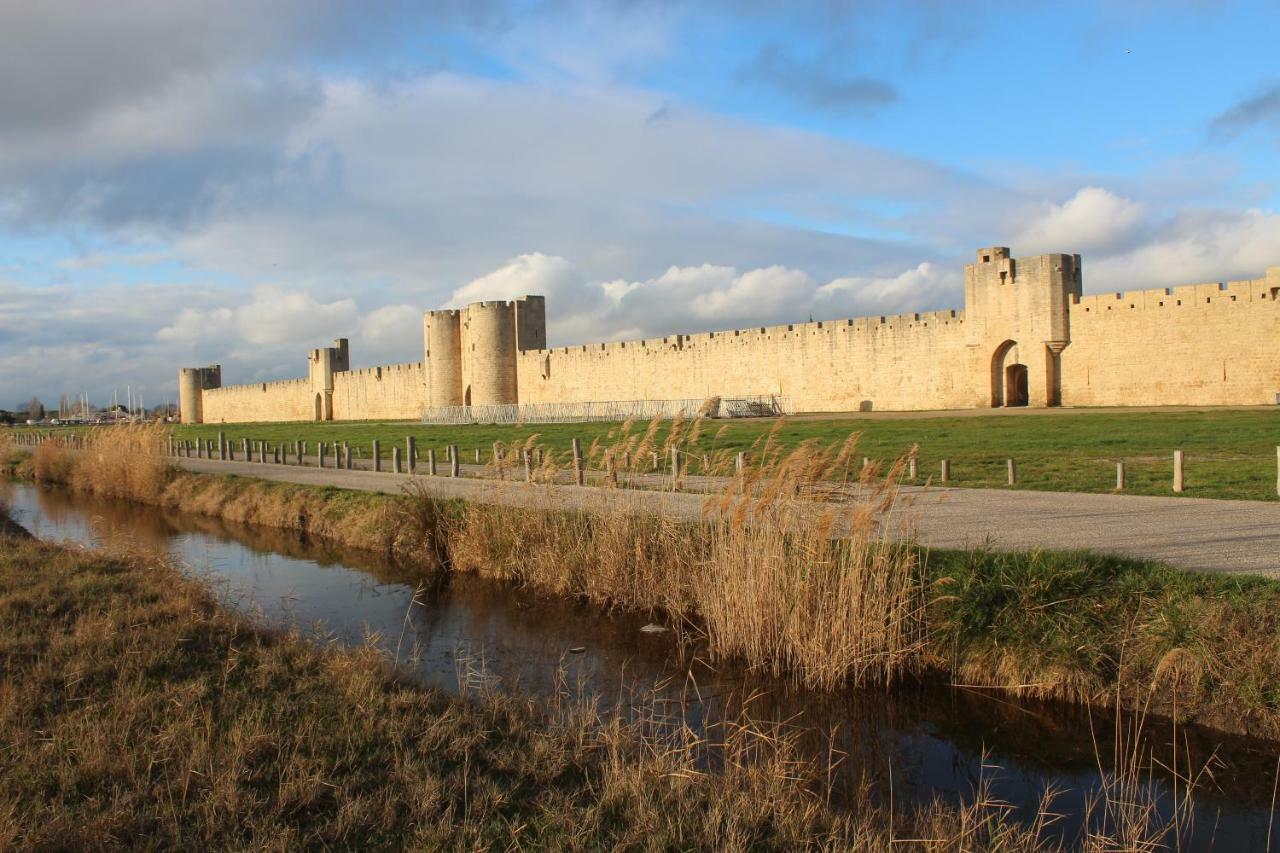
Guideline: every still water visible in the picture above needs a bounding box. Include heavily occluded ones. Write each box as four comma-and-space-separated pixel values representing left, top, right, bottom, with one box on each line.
3, 480, 1276, 850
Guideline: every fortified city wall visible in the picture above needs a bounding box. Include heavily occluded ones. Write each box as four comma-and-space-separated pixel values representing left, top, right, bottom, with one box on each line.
178, 248, 1280, 423
331, 362, 428, 421
1061, 267, 1280, 406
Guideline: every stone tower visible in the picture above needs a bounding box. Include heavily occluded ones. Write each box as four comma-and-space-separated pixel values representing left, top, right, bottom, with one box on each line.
177, 365, 222, 424
307, 338, 349, 421
424, 309, 464, 407
424, 295, 546, 408
964, 247, 1082, 408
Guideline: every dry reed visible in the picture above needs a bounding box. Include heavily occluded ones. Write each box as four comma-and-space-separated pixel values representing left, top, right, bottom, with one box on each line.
0, 534, 1206, 850
449, 419, 927, 691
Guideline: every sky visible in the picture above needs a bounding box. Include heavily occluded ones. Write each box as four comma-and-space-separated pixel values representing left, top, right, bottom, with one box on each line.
2, 0, 1279, 407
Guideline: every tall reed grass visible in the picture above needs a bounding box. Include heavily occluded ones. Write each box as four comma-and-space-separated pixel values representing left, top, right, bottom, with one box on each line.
454, 418, 928, 691
0, 534, 1214, 850
15, 420, 1280, 742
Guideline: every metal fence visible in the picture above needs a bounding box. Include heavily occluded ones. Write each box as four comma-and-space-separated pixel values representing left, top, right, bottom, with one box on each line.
420, 395, 793, 425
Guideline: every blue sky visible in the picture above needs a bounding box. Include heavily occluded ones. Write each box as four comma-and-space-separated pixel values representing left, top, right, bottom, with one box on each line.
2, 0, 1279, 407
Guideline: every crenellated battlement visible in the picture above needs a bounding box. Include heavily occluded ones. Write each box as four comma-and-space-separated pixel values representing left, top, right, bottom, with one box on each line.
1072, 274, 1280, 315
179, 251, 1280, 422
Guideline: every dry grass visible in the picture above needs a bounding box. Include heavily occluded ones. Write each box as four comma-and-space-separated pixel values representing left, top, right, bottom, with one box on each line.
15, 423, 1280, 741
0, 524, 1214, 850
464, 420, 927, 691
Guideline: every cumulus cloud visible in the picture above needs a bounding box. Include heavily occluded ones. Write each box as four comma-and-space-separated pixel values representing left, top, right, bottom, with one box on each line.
450, 253, 586, 307
157, 286, 356, 350
1087, 207, 1280, 291
358, 305, 423, 361
1015, 187, 1148, 255
817, 262, 958, 315
445, 252, 963, 348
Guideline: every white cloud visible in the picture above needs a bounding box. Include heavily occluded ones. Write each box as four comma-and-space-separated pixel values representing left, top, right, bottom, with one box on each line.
1016, 186, 1147, 255
358, 304, 423, 361
450, 253, 585, 307
443, 253, 964, 349
156, 286, 356, 349
1088, 207, 1280, 290
817, 262, 958, 314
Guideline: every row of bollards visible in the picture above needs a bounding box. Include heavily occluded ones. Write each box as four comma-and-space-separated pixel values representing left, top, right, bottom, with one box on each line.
150, 434, 1280, 497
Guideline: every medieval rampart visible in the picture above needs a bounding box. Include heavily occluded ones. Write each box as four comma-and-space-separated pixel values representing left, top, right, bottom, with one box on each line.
332, 362, 428, 421
1062, 269, 1280, 406
202, 377, 313, 423
178, 249, 1280, 423
515, 310, 974, 413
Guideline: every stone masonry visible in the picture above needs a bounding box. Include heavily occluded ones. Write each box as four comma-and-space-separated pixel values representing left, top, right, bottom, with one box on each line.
179, 248, 1280, 423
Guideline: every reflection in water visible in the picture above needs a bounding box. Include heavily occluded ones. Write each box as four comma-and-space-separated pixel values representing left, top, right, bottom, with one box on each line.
3, 480, 1276, 849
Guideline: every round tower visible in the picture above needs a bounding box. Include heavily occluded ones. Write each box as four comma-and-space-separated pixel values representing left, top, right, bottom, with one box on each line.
462, 300, 518, 406
178, 365, 221, 424
425, 309, 464, 407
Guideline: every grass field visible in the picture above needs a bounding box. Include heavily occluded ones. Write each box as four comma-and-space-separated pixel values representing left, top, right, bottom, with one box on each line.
155, 407, 1280, 500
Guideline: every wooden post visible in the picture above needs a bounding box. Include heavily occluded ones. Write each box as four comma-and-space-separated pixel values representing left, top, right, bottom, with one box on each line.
1116, 461, 1126, 490
372, 439, 381, 473
474, 448, 480, 464
571, 438, 584, 486
449, 445, 460, 478
273, 447, 281, 464
343, 442, 351, 470
523, 449, 533, 482
908, 456, 918, 480
735, 451, 745, 473
651, 451, 659, 470
1007, 459, 1016, 486
218, 431, 226, 460
940, 459, 951, 483
1173, 450, 1184, 493
1276, 447, 1279, 498
406, 436, 416, 474
242, 438, 250, 458
606, 453, 618, 487
427, 447, 437, 476
295, 441, 303, 465
670, 446, 681, 490
492, 442, 504, 480
393, 446, 402, 474
317, 442, 325, 468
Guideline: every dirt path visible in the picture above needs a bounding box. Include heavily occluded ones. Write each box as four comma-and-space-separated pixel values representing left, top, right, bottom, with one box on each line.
173, 456, 1280, 577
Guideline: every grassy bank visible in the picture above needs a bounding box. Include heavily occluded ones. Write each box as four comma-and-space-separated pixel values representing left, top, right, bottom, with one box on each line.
12, 427, 1280, 742
156, 406, 1280, 500
6, 530, 1019, 849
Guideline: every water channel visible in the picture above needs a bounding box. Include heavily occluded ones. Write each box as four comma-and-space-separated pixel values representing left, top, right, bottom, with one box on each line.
3, 480, 1276, 850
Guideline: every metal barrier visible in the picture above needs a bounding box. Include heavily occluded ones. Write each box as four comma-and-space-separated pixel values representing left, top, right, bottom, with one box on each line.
421, 395, 793, 425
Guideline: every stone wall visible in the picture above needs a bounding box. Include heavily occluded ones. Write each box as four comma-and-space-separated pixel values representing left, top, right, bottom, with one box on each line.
332, 362, 428, 420
182, 252, 1280, 423
201, 378, 315, 423
1061, 269, 1280, 406
516, 310, 979, 413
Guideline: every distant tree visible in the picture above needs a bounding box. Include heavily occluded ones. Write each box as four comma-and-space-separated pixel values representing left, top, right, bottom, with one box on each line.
26, 396, 44, 420
0, 411, 14, 425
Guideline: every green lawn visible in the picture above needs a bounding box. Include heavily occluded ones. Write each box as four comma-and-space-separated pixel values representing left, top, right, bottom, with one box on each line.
25, 407, 1280, 500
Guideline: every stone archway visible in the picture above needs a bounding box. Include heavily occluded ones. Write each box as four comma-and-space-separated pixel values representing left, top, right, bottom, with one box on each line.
990, 340, 1028, 408
1005, 363, 1029, 407
314, 393, 323, 421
